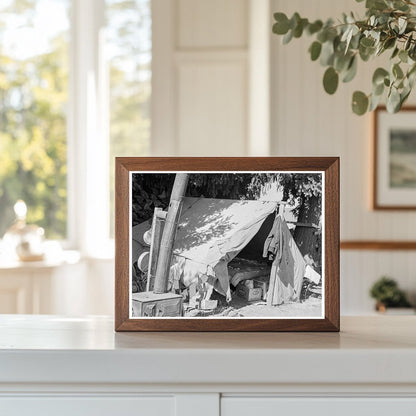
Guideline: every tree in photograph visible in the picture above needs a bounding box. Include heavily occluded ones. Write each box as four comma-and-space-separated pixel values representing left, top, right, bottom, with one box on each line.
131, 173, 322, 269
247, 173, 322, 269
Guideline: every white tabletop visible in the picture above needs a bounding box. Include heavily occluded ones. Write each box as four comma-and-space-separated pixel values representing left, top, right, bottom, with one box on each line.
0, 315, 415, 385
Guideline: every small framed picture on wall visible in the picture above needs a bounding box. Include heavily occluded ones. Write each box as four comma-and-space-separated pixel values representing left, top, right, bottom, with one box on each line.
374, 106, 416, 209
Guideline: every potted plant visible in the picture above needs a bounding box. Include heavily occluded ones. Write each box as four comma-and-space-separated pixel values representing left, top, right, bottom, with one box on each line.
369, 276, 413, 313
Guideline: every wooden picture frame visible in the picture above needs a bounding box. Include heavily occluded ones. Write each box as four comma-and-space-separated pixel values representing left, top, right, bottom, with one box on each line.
373, 106, 416, 210
115, 157, 339, 332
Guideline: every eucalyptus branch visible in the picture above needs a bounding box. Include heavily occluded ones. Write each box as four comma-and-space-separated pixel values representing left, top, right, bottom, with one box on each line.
272, 0, 416, 115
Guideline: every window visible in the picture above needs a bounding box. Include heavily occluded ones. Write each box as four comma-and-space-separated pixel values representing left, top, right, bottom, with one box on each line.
0, 0, 70, 239
0, 0, 151, 252
106, 0, 151, 237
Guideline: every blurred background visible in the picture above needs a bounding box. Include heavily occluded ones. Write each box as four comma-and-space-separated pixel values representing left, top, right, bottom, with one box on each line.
0, 0, 415, 316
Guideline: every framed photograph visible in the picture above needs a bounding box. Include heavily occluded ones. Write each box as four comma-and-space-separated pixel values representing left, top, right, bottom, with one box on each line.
115, 157, 339, 331
373, 106, 416, 210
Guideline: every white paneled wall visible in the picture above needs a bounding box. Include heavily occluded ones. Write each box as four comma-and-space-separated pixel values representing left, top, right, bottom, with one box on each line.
177, 58, 247, 155
177, 0, 248, 49
341, 251, 416, 314
271, 0, 416, 241
151, 0, 416, 314
152, 0, 250, 156
271, 0, 416, 314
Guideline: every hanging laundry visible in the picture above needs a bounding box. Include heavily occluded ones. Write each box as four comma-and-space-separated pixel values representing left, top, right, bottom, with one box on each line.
262, 212, 283, 261
267, 216, 306, 306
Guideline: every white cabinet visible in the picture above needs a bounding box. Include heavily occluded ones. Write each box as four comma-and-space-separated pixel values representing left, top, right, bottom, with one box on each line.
1, 397, 175, 416
0, 260, 85, 314
0, 255, 114, 315
3, 395, 416, 416
221, 398, 416, 416
0, 266, 58, 314
0, 316, 416, 416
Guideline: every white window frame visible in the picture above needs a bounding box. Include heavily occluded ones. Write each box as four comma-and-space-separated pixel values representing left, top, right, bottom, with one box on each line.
4, 0, 270, 257
0, 0, 153, 258
66, 0, 268, 257
68, 0, 112, 258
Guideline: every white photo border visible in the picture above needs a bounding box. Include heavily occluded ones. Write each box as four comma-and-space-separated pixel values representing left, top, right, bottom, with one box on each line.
129, 171, 325, 320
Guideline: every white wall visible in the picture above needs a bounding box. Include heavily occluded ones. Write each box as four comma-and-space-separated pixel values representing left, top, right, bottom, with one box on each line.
270, 0, 416, 313
150, 0, 416, 315
152, 0, 254, 156
51, 259, 114, 316
271, 0, 416, 241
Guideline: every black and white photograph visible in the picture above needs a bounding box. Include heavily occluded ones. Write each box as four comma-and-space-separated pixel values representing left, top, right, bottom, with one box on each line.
129, 171, 324, 319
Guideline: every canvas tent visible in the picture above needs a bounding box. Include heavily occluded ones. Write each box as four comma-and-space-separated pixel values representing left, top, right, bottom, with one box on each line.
168, 197, 307, 305
132, 196, 313, 306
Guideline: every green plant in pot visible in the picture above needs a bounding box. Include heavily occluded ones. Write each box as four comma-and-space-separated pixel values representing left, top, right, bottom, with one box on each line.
369, 276, 411, 311
272, 0, 416, 115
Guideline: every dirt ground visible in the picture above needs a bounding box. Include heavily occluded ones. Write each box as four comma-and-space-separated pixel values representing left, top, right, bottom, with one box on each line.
235, 297, 322, 317
184, 295, 322, 318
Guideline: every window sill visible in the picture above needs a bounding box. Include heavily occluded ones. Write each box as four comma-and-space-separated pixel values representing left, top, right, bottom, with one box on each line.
0, 249, 81, 271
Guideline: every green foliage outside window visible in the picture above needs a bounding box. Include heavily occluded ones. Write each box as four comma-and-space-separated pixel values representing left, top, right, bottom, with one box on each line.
0, 1, 69, 238
0, 0, 151, 240
107, 0, 151, 237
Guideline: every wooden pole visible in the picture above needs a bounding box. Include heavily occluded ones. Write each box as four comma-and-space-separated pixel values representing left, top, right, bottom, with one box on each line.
153, 173, 189, 294
146, 207, 163, 292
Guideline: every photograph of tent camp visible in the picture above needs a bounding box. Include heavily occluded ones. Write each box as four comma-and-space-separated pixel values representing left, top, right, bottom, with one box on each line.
130, 172, 323, 318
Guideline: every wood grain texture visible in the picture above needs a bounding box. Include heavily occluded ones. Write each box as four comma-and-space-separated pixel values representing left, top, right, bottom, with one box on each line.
373, 106, 416, 210
341, 241, 416, 250
115, 157, 340, 332
114, 159, 130, 330
324, 157, 340, 331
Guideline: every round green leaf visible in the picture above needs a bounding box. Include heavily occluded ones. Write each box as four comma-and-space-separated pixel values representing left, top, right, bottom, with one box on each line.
393, 63, 404, 79
293, 21, 303, 38
282, 29, 293, 45
399, 50, 408, 63
387, 87, 401, 113
391, 47, 399, 59
384, 37, 396, 50
372, 68, 389, 86
359, 44, 374, 62
360, 37, 375, 48
309, 41, 322, 61
307, 20, 323, 35
373, 82, 384, 96
369, 92, 383, 112
320, 41, 335, 66
323, 67, 339, 95
293, 18, 308, 38
400, 87, 411, 106
273, 13, 290, 35
317, 30, 328, 43
352, 91, 369, 115
290, 12, 301, 29
367, 0, 388, 11
342, 56, 357, 83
